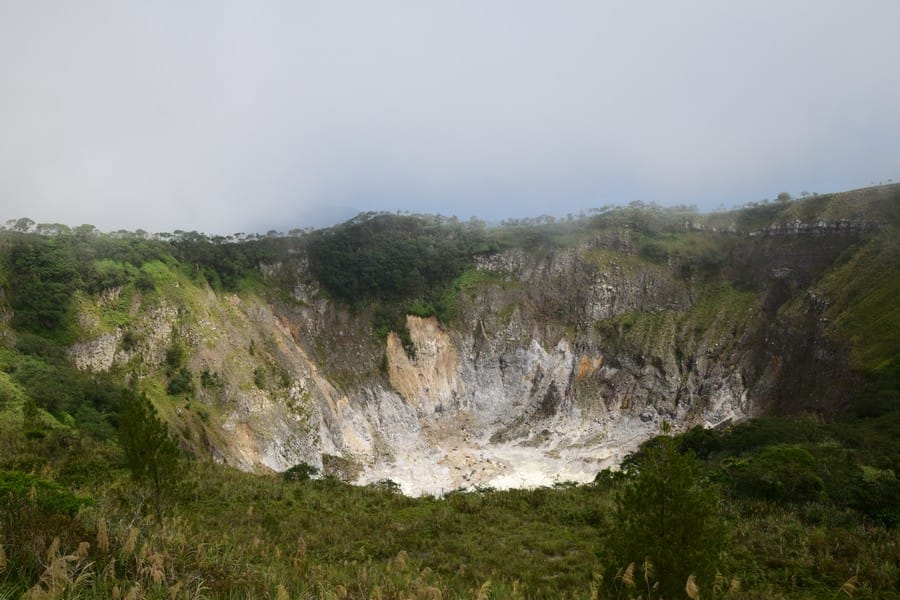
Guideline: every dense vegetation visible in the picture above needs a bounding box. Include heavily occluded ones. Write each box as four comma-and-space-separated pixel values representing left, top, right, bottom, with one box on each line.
304, 213, 491, 347
305, 213, 484, 307
1, 186, 898, 597
1, 410, 897, 598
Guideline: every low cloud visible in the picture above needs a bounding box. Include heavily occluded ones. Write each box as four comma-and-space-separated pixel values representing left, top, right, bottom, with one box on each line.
2, 1, 898, 233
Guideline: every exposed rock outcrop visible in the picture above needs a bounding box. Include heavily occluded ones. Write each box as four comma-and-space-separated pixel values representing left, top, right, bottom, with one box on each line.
57, 212, 882, 495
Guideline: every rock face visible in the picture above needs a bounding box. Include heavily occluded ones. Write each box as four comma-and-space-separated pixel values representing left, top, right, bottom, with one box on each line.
298, 254, 755, 494
385, 316, 465, 415
60, 210, 882, 495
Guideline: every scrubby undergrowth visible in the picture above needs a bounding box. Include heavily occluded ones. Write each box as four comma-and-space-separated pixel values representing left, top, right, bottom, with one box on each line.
1, 408, 898, 598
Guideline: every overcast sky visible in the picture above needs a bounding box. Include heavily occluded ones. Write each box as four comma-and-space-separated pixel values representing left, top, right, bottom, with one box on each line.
2, 1, 899, 234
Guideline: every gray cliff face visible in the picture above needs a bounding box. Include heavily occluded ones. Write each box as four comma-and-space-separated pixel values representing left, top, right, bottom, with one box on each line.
62, 213, 875, 495
268, 242, 761, 494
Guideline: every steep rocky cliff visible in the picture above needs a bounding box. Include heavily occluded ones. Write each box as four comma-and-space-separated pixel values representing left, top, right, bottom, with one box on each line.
7, 184, 899, 494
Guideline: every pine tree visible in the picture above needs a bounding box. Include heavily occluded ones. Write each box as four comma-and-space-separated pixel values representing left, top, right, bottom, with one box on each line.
609, 427, 726, 598
118, 390, 183, 522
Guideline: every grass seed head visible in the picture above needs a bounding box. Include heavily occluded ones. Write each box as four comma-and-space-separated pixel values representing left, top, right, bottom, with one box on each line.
97, 518, 110, 553
123, 527, 138, 557
45, 537, 60, 564
76, 542, 91, 560
686, 574, 700, 599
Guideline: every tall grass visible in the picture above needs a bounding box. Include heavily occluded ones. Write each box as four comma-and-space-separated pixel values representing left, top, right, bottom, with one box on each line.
1, 419, 897, 598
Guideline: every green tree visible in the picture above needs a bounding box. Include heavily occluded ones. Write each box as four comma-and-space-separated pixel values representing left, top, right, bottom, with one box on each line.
609, 429, 726, 598
729, 443, 825, 503
118, 390, 183, 522
5, 237, 81, 334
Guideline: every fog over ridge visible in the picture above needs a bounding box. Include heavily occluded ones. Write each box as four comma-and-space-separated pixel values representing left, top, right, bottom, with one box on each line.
2, 1, 899, 234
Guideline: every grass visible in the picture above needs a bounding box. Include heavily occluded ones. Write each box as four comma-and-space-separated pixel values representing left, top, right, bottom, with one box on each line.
815, 233, 900, 381
486, 221, 596, 254
636, 230, 735, 265
0, 436, 608, 597
593, 279, 759, 368
1, 407, 897, 599
783, 184, 900, 226
0, 371, 26, 409
582, 247, 652, 276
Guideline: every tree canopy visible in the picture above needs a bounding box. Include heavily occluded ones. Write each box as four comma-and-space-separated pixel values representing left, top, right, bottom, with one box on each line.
609, 431, 726, 599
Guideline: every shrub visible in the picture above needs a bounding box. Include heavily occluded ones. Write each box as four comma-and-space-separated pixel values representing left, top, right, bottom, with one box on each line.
282, 462, 319, 482
729, 444, 825, 503
166, 367, 194, 396
0, 470, 93, 517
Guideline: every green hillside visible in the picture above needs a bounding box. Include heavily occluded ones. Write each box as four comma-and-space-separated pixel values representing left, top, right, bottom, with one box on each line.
0, 185, 898, 598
